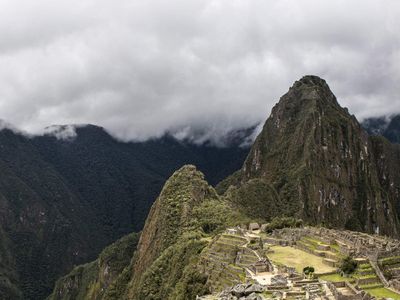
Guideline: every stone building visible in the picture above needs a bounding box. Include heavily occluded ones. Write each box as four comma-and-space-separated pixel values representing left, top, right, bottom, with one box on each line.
249, 259, 273, 274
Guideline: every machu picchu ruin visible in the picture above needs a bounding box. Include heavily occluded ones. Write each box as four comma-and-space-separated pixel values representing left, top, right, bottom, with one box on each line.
197, 224, 400, 300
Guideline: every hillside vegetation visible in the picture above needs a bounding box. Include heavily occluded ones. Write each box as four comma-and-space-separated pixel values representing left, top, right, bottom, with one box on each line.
0, 126, 250, 299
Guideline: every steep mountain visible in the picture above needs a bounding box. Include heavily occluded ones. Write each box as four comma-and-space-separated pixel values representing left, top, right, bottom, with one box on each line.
48, 165, 249, 300
219, 75, 400, 237
0, 126, 250, 300
362, 114, 400, 144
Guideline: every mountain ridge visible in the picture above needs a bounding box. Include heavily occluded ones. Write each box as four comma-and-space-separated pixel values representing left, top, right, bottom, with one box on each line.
0, 126, 251, 299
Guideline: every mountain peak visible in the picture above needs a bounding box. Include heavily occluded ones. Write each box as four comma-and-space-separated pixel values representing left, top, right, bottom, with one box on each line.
297, 75, 328, 87
286, 75, 338, 106
227, 76, 400, 237
289, 75, 331, 95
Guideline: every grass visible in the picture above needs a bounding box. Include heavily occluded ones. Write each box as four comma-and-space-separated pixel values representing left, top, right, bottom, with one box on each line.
319, 273, 353, 282
330, 244, 340, 252
359, 283, 384, 289
303, 236, 323, 245
363, 287, 400, 299
380, 256, 400, 266
359, 263, 372, 270
268, 246, 336, 274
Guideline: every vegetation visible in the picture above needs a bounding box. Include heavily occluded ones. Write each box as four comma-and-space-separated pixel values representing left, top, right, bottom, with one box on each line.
0, 125, 250, 299
363, 287, 400, 299
263, 217, 303, 233
340, 256, 358, 275
319, 273, 353, 282
132, 237, 209, 300
50, 165, 249, 300
48, 232, 140, 300
303, 266, 315, 277
128, 166, 250, 299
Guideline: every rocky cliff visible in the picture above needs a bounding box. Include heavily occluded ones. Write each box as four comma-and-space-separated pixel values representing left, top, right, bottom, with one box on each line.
220, 75, 400, 237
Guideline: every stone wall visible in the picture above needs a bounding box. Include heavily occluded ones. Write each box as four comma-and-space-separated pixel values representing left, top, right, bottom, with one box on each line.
268, 226, 400, 260
326, 282, 376, 300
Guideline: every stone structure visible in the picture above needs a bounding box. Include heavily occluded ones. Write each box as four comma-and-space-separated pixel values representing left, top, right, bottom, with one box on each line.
226, 228, 238, 235
327, 281, 376, 300
268, 226, 400, 260
249, 223, 260, 231
249, 259, 273, 274
212, 283, 265, 300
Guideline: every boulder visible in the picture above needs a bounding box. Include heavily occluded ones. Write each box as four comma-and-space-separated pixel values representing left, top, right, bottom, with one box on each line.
245, 284, 264, 294
231, 284, 247, 297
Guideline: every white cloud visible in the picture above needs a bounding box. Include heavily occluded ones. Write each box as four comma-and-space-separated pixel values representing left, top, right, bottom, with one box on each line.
0, 0, 399, 141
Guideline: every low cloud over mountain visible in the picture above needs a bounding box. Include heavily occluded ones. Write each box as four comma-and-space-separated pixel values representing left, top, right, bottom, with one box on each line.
0, 0, 399, 141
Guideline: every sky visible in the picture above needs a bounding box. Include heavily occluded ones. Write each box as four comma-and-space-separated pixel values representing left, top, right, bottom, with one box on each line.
0, 0, 399, 142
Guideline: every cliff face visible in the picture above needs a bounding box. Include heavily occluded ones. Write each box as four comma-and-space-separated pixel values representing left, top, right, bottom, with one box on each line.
223, 76, 400, 237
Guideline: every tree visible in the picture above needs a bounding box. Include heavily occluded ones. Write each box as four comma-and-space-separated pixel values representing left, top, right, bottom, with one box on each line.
340, 256, 358, 275
303, 266, 315, 278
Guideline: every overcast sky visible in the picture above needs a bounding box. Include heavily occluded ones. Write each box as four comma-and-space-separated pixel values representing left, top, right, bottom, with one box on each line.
0, 0, 399, 142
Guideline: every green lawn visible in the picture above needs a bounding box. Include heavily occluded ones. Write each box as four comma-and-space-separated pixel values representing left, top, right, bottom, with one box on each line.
319, 273, 353, 282
268, 246, 336, 274
364, 287, 400, 299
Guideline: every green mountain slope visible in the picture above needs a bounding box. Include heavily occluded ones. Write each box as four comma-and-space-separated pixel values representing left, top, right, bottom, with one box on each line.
0, 126, 250, 300
48, 165, 249, 300
48, 232, 140, 300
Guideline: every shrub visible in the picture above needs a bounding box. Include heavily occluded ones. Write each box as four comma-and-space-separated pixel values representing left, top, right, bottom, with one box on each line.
264, 217, 303, 233
303, 266, 315, 276
340, 256, 358, 275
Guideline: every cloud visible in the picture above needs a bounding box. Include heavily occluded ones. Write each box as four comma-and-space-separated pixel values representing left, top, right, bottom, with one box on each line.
0, 0, 399, 142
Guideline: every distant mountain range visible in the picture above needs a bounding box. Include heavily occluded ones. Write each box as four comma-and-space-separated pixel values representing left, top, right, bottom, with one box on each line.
362, 114, 400, 144
0, 125, 252, 299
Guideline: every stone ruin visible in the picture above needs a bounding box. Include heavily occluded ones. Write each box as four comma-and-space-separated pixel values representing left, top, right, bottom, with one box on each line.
266, 226, 400, 260
210, 283, 265, 300
327, 281, 377, 300
270, 275, 288, 286
249, 259, 273, 275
